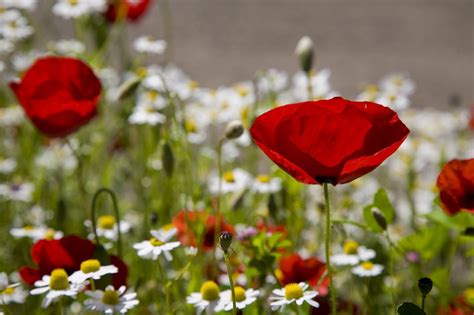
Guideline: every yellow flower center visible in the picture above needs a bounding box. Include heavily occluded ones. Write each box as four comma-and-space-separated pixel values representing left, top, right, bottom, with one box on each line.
69, 0, 78, 6
388, 95, 397, 102
44, 229, 56, 240
185, 120, 197, 133
234, 286, 246, 302
80, 259, 101, 274
2, 287, 14, 295
98, 215, 116, 230
361, 262, 374, 270
343, 240, 359, 255
147, 90, 159, 101
162, 223, 174, 231
149, 237, 164, 246
49, 269, 69, 290
240, 106, 250, 125
257, 174, 270, 183
464, 288, 474, 306
187, 80, 199, 90
135, 67, 148, 78
200, 281, 220, 301
23, 225, 34, 231
102, 289, 120, 305
223, 171, 235, 183
234, 85, 249, 97
284, 283, 303, 300
365, 84, 379, 94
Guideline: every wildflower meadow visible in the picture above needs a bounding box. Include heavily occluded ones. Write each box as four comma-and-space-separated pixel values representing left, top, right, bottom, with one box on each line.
0, 1, 472, 314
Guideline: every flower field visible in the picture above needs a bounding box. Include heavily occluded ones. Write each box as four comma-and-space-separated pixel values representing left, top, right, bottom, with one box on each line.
0, 1, 473, 314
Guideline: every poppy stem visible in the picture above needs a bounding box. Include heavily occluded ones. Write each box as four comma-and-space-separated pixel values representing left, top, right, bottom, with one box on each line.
323, 182, 337, 315
91, 187, 123, 257
213, 137, 226, 275
305, 70, 314, 100
385, 232, 396, 315
224, 253, 238, 315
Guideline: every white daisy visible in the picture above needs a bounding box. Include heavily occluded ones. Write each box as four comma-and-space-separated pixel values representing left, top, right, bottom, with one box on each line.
251, 174, 282, 194
85, 215, 131, 241
351, 261, 384, 277
0, 12, 33, 41
331, 240, 376, 266
52, 0, 92, 19
292, 69, 334, 101
35, 140, 77, 172
186, 281, 225, 314
0, 273, 27, 305
379, 73, 415, 96
0, 182, 34, 202
269, 282, 319, 311
30, 269, 83, 308
84, 285, 139, 314
376, 92, 410, 111
10, 226, 63, 241
128, 104, 166, 126
257, 68, 288, 95
0, 106, 25, 127
208, 168, 251, 195
49, 39, 85, 55
69, 259, 118, 285
0, 0, 37, 10
0, 158, 16, 174
133, 230, 180, 261
136, 89, 167, 110
133, 36, 167, 55
219, 286, 259, 311
0, 39, 14, 54
355, 84, 379, 102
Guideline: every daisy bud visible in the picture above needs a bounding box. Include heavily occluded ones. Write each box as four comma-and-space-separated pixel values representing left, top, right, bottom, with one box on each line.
161, 142, 174, 177
224, 120, 244, 140
219, 231, 233, 254
417, 277, 433, 296
371, 208, 387, 231
295, 36, 314, 73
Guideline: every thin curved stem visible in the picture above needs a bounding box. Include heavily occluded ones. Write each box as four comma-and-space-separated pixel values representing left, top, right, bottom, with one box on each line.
212, 138, 225, 274
91, 188, 123, 257
323, 182, 337, 315
385, 232, 396, 315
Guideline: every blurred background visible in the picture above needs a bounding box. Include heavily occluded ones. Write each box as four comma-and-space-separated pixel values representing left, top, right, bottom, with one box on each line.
37, 0, 473, 108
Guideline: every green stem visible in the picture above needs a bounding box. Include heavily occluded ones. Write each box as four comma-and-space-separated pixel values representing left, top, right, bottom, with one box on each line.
305, 70, 314, 100
332, 218, 367, 229
292, 303, 301, 315
385, 233, 396, 315
91, 188, 123, 257
90, 278, 96, 291
156, 259, 171, 314
421, 295, 426, 311
212, 138, 225, 274
323, 182, 337, 315
159, 0, 174, 63
224, 253, 237, 315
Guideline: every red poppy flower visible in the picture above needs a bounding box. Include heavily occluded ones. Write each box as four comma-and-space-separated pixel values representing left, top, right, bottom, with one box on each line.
256, 220, 288, 237
250, 97, 410, 185
436, 159, 474, 216
19, 235, 127, 288
278, 254, 329, 296
172, 210, 235, 251
105, 0, 152, 22
10, 56, 101, 138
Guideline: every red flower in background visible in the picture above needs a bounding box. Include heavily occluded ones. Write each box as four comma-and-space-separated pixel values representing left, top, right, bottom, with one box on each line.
19, 235, 127, 288
437, 159, 474, 216
105, 0, 152, 22
172, 210, 235, 251
278, 254, 329, 296
10, 56, 101, 138
250, 97, 410, 185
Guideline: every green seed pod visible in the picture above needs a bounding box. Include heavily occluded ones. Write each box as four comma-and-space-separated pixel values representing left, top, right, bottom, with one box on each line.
161, 142, 174, 178
116, 76, 142, 101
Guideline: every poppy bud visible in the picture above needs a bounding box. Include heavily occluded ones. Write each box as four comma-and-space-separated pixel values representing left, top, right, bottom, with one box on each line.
219, 231, 233, 254
417, 277, 433, 296
224, 120, 244, 140
371, 208, 387, 231
295, 36, 314, 73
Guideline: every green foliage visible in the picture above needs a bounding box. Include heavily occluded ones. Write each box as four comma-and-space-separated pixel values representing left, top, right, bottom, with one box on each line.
397, 302, 426, 315
363, 188, 394, 233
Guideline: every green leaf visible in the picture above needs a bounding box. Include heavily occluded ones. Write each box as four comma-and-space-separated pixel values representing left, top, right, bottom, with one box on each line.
363, 205, 384, 233
397, 302, 426, 315
426, 210, 474, 231
398, 225, 448, 260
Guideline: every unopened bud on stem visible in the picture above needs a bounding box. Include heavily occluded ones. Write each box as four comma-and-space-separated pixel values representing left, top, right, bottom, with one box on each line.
219, 231, 233, 254
295, 36, 314, 73
224, 120, 244, 140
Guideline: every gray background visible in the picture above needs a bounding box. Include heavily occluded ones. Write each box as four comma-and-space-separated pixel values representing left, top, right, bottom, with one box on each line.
37, 0, 474, 108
